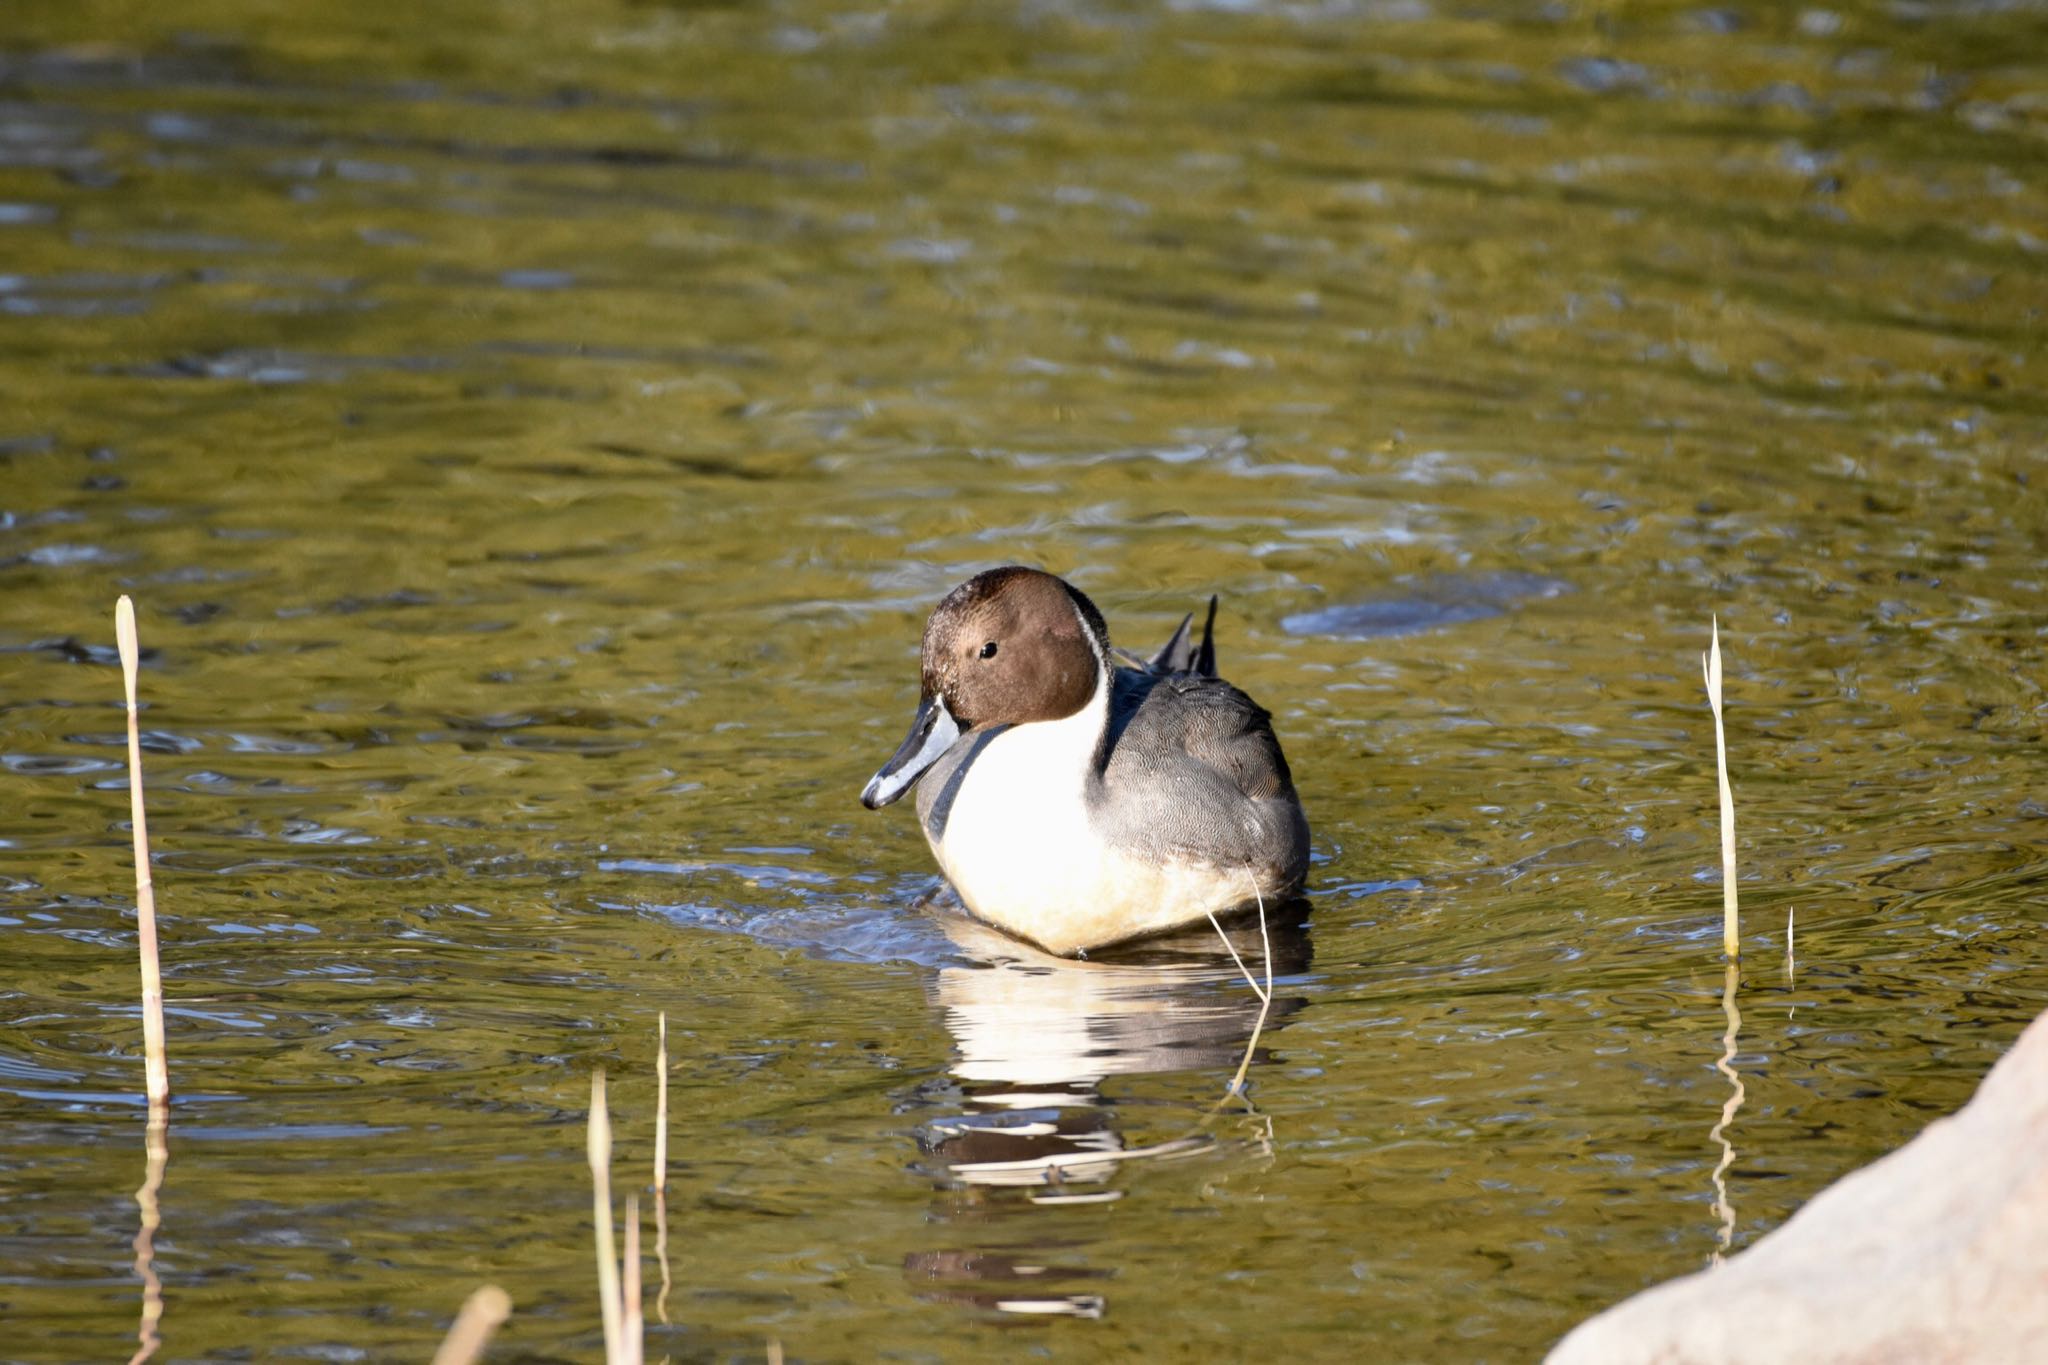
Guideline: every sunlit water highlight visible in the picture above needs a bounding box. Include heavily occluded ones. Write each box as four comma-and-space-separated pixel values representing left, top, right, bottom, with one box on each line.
2, 0, 2045, 1358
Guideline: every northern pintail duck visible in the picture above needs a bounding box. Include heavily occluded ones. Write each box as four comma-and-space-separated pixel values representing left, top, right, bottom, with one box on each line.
861, 567, 1310, 956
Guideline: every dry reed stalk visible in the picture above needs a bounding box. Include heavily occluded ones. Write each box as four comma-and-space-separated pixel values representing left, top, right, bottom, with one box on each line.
654, 1013, 668, 1197
589, 1068, 623, 1364
622, 1195, 643, 1365
1703, 618, 1739, 961
117, 597, 170, 1365
1207, 872, 1274, 1100
654, 1012, 673, 1327
431, 1285, 512, 1365
115, 597, 169, 1104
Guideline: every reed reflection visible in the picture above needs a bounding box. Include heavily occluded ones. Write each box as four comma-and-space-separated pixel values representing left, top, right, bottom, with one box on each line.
1709, 961, 1745, 1267
904, 902, 1313, 1317
129, 1100, 167, 1365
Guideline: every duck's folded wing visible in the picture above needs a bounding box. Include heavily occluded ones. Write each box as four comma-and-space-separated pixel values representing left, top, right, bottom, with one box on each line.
1155, 675, 1293, 800
1102, 674, 1303, 868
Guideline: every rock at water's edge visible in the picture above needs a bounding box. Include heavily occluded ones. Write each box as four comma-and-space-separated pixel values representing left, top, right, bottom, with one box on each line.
1549, 1008, 2048, 1365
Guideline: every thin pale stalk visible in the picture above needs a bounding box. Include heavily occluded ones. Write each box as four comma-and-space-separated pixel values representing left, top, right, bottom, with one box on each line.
589, 1068, 623, 1365
654, 1011, 674, 1326
118, 598, 170, 1365
1210, 871, 1274, 1100
1226, 994, 1273, 1101
1703, 617, 1739, 961
623, 1194, 643, 1365
431, 1286, 512, 1365
116, 597, 168, 1105
654, 1013, 668, 1197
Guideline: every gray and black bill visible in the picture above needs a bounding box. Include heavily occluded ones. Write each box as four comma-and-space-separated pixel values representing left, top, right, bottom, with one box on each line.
860, 694, 961, 809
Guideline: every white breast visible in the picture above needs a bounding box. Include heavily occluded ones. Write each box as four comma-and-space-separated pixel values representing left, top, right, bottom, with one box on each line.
928, 675, 1253, 956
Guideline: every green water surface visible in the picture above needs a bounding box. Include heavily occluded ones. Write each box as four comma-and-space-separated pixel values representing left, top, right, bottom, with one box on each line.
2, 0, 2045, 1359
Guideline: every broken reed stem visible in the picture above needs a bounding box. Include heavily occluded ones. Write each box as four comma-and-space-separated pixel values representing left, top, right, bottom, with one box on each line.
430, 1285, 512, 1365
1209, 872, 1275, 1101
622, 1196, 644, 1365
1703, 617, 1739, 962
116, 597, 169, 1105
589, 1068, 624, 1365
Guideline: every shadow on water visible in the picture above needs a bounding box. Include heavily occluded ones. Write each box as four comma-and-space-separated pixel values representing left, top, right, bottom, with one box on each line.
906, 903, 1315, 1318
1282, 571, 1573, 640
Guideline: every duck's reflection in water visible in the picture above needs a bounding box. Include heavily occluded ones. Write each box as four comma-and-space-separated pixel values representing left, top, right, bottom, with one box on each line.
904, 901, 1314, 1318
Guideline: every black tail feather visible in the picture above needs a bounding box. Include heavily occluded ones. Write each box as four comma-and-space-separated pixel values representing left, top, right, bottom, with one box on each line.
1148, 612, 1196, 673
1194, 595, 1218, 677
1141, 597, 1219, 676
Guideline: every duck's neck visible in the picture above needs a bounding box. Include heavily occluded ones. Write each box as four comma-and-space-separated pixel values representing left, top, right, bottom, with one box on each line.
1025, 658, 1112, 794
1079, 660, 1114, 781
1066, 604, 1116, 780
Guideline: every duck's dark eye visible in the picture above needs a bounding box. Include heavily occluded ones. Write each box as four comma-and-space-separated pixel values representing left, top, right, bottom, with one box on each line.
978, 640, 999, 659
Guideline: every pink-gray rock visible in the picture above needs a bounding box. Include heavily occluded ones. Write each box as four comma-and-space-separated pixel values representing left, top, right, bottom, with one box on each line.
1549, 1008, 2048, 1365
